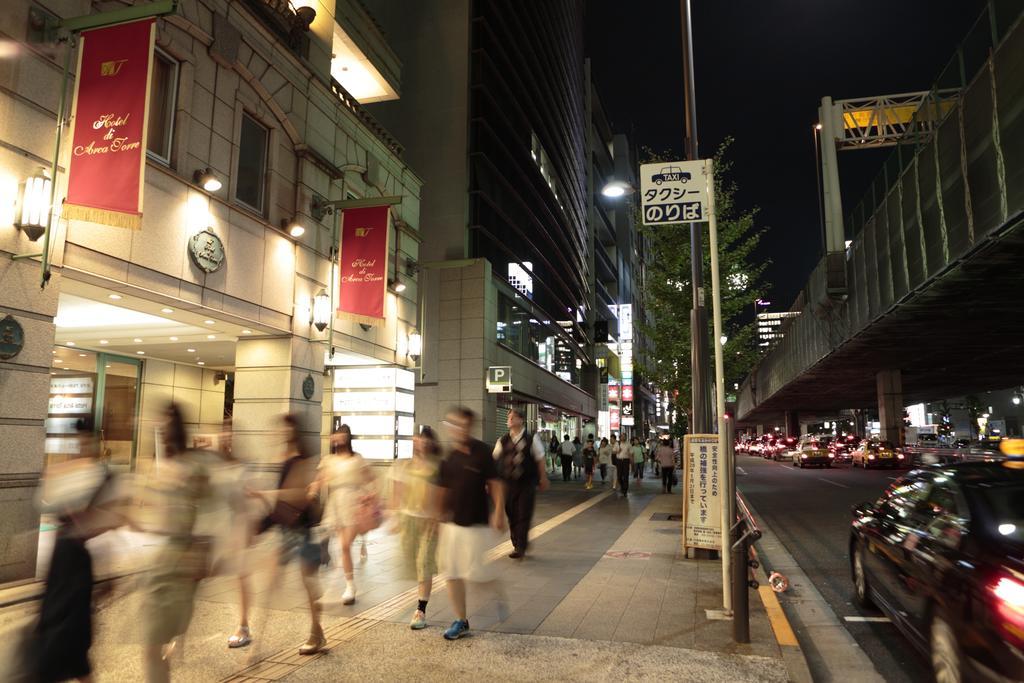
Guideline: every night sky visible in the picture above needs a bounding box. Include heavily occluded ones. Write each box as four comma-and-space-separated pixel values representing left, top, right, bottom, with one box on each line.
587, 0, 987, 309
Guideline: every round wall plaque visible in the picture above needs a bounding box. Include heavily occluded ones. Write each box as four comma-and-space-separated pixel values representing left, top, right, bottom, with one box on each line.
188, 229, 225, 273
0, 315, 25, 360
302, 373, 315, 400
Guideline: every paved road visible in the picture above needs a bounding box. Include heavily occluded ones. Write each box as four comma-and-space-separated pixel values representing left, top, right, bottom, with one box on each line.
736, 453, 930, 683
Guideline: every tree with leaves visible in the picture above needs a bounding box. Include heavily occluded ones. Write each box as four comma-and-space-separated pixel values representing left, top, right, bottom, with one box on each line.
637, 138, 770, 436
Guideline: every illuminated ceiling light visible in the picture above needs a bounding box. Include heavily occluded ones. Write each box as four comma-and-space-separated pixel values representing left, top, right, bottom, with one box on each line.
204, 319, 214, 325
54, 359, 62, 363
16, 169, 52, 241
78, 353, 86, 357
311, 289, 331, 332
197, 361, 205, 365
207, 334, 216, 339
108, 294, 122, 300
133, 338, 143, 343
136, 350, 145, 355
241, 329, 252, 335
601, 180, 633, 198
186, 348, 196, 353
99, 340, 109, 345
65, 341, 75, 346
161, 307, 174, 314
169, 336, 178, 341
193, 168, 222, 192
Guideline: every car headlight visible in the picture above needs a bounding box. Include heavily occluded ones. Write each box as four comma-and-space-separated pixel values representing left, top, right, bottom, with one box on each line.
801, 454, 808, 459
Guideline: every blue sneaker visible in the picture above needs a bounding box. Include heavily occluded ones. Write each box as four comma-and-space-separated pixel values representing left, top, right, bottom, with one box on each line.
443, 619, 469, 640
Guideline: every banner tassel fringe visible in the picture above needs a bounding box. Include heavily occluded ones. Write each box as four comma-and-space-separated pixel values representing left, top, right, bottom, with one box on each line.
62, 204, 142, 230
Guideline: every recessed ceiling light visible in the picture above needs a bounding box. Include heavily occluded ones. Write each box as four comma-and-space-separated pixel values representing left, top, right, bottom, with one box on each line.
136, 351, 145, 355
197, 361, 205, 365
66, 341, 75, 346
105, 365, 111, 368
78, 353, 86, 357
54, 359, 62, 363
133, 338, 143, 343
204, 320, 214, 325
161, 307, 174, 314
169, 336, 178, 341
52, 350, 56, 355
108, 294, 122, 300
207, 334, 216, 339
99, 340, 109, 345
186, 348, 196, 353
242, 329, 252, 335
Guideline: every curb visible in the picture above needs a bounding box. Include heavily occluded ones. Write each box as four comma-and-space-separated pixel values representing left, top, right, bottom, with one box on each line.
741, 493, 885, 683
754, 563, 813, 683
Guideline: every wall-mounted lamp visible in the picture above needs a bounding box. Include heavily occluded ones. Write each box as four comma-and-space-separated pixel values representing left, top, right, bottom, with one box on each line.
407, 330, 422, 361
17, 170, 51, 241
193, 168, 222, 192
389, 278, 407, 294
282, 218, 305, 238
311, 288, 330, 332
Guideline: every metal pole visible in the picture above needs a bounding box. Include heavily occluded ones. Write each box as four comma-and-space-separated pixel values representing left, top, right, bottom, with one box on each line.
706, 158, 732, 612
813, 125, 826, 257
731, 531, 750, 642
39, 37, 74, 288
680, 0, 711, 434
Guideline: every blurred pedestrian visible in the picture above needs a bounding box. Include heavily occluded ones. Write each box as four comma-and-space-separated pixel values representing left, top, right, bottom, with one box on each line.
24, 419, 135, 683
437, 407, 506, 640
632, 438, 646, 480
609, 434, 620, 490
571, 436, 583, 479
315, 423, 376, 605
582, 436, 597, 489
597, 437, 612, 484
493, 409, 549, 559
548, 433, 559, 475
143, 404, 242, 680
658, 438, 677, 494
558, 434, 574, 482
390, 426, 442, 630
614, 436, 632, 496
248, 414, 325, 657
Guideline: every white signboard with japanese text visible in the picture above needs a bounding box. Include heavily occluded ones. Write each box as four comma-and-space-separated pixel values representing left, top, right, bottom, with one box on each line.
682, 434, 722, 551
640, 159, 710, 226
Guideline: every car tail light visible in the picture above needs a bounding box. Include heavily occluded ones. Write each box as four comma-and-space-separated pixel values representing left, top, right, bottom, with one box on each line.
828, 453, 835, 458
991, 576, 1024, 644
897, 453, 905, 459
801, 454, 808, 459
868, 454, 876, 460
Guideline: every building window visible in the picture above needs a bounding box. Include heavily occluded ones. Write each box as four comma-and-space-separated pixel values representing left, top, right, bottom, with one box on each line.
235, 113, 268, 213
146, 49, 178, 163
530, 132, 564, 211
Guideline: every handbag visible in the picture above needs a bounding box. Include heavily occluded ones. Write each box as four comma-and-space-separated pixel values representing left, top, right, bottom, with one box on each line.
354, 490, 383, 534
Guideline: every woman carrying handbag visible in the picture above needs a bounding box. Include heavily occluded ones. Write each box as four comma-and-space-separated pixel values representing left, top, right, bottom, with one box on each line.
313, 423, 377, 605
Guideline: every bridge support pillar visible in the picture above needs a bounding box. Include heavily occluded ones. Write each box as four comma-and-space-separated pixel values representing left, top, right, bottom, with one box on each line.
877, 370, 904, 445
784, 411, 799, 438
756, 424, 764, 436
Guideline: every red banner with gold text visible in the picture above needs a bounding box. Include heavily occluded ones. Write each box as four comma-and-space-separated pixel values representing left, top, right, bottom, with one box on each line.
63, 18, 156, 230
338, 205, 390, 323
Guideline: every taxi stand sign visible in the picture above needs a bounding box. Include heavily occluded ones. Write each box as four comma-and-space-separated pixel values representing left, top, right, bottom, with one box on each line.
639, 159, 711, 226
681, 434, 723, 552
487, 366, 512, 393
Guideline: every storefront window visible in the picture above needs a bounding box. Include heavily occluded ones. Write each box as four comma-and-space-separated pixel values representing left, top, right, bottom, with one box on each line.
46, 347, 140, 471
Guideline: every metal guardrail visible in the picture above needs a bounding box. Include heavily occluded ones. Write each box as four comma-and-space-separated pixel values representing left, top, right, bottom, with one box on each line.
903, 446, 1007, 465
731, 491, 763, 643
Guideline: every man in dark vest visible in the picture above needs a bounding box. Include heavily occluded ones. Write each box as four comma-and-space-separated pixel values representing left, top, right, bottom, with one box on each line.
492, 408, 549, 559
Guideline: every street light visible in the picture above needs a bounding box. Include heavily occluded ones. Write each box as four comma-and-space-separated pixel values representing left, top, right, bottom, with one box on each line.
600, 179, 633, 198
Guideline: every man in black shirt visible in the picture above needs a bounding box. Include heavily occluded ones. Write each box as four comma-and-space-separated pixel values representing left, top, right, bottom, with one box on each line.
437, 407, 505, 640
493, 408, 549, 559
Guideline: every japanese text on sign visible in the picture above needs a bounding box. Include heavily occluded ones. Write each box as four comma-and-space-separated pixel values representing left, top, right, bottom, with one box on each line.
639, 159, 711, 227
682, 435, 722, 551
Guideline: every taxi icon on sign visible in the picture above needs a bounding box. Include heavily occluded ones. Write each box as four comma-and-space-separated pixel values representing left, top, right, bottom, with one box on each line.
652, 166, 692, 185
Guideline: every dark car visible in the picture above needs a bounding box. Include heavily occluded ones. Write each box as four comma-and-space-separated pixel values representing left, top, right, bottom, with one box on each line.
849, 461, 1024, 682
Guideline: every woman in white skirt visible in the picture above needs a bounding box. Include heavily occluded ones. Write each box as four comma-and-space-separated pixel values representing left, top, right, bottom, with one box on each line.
314, 423, 375, 605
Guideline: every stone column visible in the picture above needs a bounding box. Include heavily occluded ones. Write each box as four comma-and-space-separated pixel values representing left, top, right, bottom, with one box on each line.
756, 424, 764, 436
0, 261, 60, 581
877, 370, 904, 445
232, 335, 324, 475
784, 410, 799, 438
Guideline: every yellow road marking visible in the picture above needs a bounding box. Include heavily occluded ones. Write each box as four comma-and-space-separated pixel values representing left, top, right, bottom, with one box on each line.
758, 585, 799, 647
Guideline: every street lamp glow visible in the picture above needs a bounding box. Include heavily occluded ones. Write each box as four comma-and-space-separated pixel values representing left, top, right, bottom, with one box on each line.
720, 335, 728, 346
601, 180, 633, 198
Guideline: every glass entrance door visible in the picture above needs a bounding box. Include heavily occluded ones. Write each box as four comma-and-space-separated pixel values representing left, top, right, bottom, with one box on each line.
96, 355, 141, 472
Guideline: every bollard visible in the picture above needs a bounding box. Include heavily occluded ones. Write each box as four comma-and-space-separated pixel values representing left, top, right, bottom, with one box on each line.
731, 529, 750, 643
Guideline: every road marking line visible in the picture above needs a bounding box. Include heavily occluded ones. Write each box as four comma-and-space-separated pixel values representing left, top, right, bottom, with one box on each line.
817, 478, 850, 489
887, 477, 899, 480
844, 616, 892, 623
758, 585, 799, 647
737, 467, 747, 476
224, 490, 615, 681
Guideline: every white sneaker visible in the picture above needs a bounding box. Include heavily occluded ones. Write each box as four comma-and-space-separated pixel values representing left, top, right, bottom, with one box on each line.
342, 582, 356, 605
